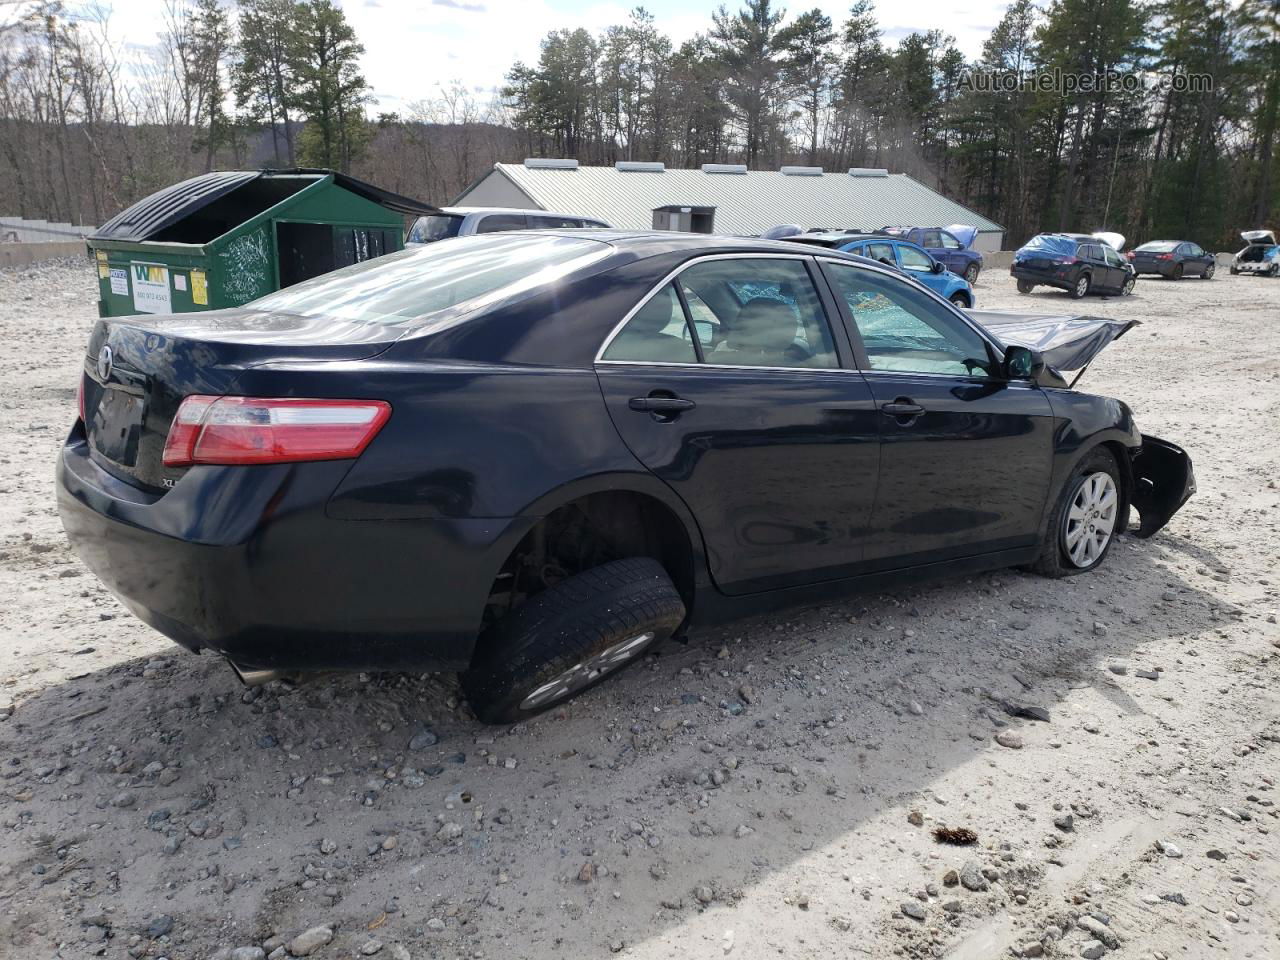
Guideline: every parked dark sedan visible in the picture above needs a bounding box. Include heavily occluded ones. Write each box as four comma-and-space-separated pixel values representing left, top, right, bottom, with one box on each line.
1011, 234, 1136, 298
58, 232, 1193, 723
1126, 240, 1216, 279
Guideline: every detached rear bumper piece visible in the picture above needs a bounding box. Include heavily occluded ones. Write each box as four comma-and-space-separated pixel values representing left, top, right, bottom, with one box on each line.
1130, 434, 1195, 538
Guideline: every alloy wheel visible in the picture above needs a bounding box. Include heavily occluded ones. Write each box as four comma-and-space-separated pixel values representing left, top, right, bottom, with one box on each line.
1063, 472, 1118, 568
519, 631, 655, 711
1204, 263, 1215, 279
1074, 277, 1089, 298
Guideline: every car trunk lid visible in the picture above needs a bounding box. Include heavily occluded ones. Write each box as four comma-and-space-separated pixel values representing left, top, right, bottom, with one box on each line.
1241, 229, 1276, 246
82, 308, 403, 491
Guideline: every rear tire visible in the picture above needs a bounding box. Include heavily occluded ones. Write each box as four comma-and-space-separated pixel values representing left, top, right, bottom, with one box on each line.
1016, 279, 1034, 294
1069, 274, 1091, 299
1171, 264, 1183, 280
461, 557, 685, 724
1030, 447, 1121, 578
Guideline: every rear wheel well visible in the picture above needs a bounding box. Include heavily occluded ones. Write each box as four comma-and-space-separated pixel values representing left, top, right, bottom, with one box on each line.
479, 491, 695, 639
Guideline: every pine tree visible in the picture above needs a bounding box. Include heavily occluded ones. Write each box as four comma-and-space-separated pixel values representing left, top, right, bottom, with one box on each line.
291, 0, 370, 171
233, 0, 300, 166
778, 9, 837, 165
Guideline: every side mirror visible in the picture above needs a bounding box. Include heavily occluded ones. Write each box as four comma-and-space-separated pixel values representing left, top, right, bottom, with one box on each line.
931, 260, 945, 274
1003, 345, 1040, 380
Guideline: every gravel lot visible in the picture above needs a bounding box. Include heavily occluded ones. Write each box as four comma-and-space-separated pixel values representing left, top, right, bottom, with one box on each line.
1, 257, 1277, 960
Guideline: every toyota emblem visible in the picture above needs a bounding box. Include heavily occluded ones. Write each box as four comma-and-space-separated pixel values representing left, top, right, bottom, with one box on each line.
96, 345, 113, 380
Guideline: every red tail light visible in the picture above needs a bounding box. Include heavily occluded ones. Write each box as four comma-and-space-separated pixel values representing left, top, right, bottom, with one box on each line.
76, 373, 85, 424
162, 396, 391, 467
1155, 253, 1173, 260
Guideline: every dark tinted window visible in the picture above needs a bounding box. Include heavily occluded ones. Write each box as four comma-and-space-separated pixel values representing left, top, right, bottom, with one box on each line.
475, 214, 529, 233
529, 215, 581, 228
408, 214, 463, 244
919, 229, 943, 247
825, 263, 996, 377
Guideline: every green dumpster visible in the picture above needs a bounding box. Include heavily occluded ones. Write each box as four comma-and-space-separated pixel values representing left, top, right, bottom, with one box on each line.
87, 169, 438, 317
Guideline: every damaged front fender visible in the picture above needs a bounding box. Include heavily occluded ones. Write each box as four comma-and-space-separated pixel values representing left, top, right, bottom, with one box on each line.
1130, 435, 1195, 538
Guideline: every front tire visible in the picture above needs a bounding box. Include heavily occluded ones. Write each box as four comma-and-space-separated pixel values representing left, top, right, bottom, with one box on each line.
1030, 447, 1121, 578
963, 263, 980, 284
1121, 275, 1135, 296
1202, 262, 1215, 279
461, 557, 685, 724
1069, 274, 1091, 299
949, 292, 970, 308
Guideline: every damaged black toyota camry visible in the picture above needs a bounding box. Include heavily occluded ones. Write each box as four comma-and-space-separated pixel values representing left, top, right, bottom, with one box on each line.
58, 232, 1194, 723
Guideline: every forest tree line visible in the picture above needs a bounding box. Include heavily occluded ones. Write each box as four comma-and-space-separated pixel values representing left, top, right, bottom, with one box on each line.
0, 0, 1277, 249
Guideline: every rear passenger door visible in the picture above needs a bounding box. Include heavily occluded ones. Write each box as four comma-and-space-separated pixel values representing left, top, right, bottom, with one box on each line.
594, 255, 882, 594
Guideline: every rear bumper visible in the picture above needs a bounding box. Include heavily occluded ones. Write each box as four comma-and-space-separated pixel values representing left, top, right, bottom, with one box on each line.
1132, 263, 1175, 276
57, 429, 527, 671
1234, 261, 1275, 274
1010, 265, 1073, 291
1130, 434, 1195, 538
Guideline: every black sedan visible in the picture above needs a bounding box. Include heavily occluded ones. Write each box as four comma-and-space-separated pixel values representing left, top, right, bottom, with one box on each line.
1011, 234, 1136, 298
1126, 240, 1216, 279
58, 232, 1194, 723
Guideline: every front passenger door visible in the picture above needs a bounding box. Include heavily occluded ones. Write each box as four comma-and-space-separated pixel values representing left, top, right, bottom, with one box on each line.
821, 261, 1055, 567
595, 257, 882, 594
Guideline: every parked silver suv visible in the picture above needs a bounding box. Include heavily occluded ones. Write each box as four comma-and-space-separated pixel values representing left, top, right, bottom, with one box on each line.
406, 206, 610, 245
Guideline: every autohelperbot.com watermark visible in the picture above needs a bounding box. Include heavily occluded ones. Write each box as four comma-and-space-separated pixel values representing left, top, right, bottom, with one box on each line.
959, 68, 1213, 96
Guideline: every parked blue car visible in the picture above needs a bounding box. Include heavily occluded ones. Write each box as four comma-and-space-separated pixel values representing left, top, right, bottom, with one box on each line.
837, 234, 976, 307
879, 225, 984, 283
782, 231, 976, 307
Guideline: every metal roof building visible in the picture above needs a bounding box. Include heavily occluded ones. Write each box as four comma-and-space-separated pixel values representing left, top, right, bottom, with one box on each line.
454, 160, 1004, 251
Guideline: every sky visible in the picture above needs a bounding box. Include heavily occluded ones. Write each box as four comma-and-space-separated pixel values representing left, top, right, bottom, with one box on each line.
80, 0, 1022, 113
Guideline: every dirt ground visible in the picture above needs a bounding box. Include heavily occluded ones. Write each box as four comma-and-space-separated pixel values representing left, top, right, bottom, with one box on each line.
0, 257, 1277, 960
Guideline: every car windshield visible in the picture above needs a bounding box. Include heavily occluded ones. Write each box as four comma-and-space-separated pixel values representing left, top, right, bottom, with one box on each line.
408, 214, 464, 243
249, 234, 610, 328
1135, 241, 1178, 252
1021, 235, 1077, 256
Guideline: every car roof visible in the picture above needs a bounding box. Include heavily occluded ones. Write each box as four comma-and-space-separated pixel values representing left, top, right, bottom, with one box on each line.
436, 206, 607, 221
433, 229, 908, 278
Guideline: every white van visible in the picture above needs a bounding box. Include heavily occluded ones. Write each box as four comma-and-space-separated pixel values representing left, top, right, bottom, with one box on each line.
406, 207, 611, 245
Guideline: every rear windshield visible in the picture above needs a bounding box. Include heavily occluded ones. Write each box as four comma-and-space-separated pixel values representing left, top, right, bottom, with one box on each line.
1021, 234, 1077, 256
249, 234, 609, 328
1135, 241, 1178, 252
408, 214, 464, 244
